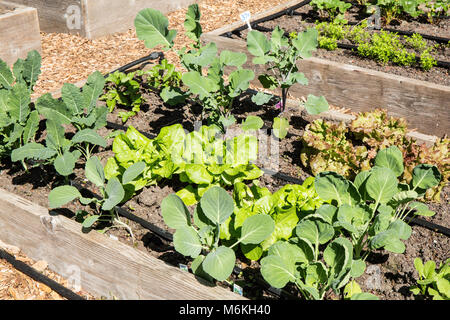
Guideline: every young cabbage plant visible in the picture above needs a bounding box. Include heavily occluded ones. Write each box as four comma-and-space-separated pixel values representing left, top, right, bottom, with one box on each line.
0, 51, 42, 167
11, 71, 108, 177
161, 186, 275, 282
313, 146, 441, 261
134, 4, 255, 132
48, 156, 145, 237
260, 237, 359, 300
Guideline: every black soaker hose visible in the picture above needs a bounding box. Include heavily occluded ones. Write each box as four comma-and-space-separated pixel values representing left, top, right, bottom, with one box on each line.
0, 248, 85, 300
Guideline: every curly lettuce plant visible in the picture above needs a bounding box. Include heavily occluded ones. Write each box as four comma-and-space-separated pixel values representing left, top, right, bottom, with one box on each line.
161, 186, 275, 282
134, 4, 255, 131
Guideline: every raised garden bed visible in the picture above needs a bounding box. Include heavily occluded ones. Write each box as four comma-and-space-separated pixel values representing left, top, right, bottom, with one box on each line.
1, 3, 449, 301
201, 0, 450, 137
0, 1, 41, 66
12, 0, 199, 38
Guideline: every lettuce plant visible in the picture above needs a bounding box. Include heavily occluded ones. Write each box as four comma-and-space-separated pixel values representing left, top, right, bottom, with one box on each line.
11, 72, 108, 177
48, 156, 145, 236
104, 123, 263, 204
0, 51, 42, 166
161, 186, 275, 282
225, 179, 324, 261
410, 258, 450, 300
101, 70, 143, 123
134, 4, 255, 131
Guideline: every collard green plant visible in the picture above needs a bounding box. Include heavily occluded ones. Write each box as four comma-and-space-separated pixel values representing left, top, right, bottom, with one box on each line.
104, 123, 263, 205
0, 51, 42, 166
48, 156, 145, 235
313, 146, 441, 261
100, 71, 143, 123
135, 4, 255, 131
410, 257, 450, 300
260, 237, 357, 300
11, 72, 108, 177
161, 186, 275, 282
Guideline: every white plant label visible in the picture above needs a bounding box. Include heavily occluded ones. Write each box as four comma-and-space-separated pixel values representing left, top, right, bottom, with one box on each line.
179, 263, 189, 272
233, 283, 243, 296
240, 11, 252, 30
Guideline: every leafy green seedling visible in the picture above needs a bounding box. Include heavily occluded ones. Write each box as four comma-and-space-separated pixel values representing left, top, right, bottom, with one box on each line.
410, 257, 450, 300
161, 186, 275, 282
48, 156, 145, 237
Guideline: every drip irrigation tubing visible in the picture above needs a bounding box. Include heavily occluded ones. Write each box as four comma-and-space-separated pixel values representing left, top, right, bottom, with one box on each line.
251, 24, 450, 69
0, 248, 85, 300
103, 52, 164, 78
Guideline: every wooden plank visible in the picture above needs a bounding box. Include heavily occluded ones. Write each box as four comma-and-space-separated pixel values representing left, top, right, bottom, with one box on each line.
0, 2, 41, 66
82, 0, 199, 39
202, 25, 450, 137
0, 188, 244, 300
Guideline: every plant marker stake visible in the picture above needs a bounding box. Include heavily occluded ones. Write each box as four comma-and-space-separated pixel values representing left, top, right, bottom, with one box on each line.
240, 11, 252, 30
233, 283, 243, 296
179, 263, 189, 272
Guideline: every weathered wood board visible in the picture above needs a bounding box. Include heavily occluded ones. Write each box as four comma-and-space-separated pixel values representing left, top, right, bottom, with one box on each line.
12, 0, 199, 39
201, 0, 450, 137
0, 188, 244, 300
0, 1, 41, 66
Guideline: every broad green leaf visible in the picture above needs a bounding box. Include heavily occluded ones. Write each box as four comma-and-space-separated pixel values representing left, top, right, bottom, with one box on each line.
200, 186, 234, 225
350, 292, 379, 300
412, 164, 441, 190
273, 117, 289, 139
203, 246, 236, 281
228, 69, 254, 97
251, 91, 273, 106
11, 142, 56, 162
260, 254, 295, 288
270, 26, 288, 48
177, 185, 199, 206
160, 87, 186, 106
102, 177, 125, 211
7, 83, 30, 123
82, 215, 100, 228
36, 93, 72, 124
315, 204, 337, 224
292, 28, 318, 59
315, 171, 351, 206
82, 71, 106, 113
173, 226, 202, 258
122, 161, 146, 185
408, 201, 435, 217
366, 167, 398, 204
85, 156, 105, 188
219, 50, 247, 67
258, 74, 278, 90
22, 110, 39, 144
374, 146, 404, 177
240, 214, 275, 244
354, 170, 372, 201
61, 83, 84, 114
184, 3, 202, 42
296, 216, 334, 246
304, 94, 329, 115
161, 194, 191, 229
22, 50, 41, 91
185, 164, 213, 184
247, 30, 271, 58
54, 151, 80, 176
0, 59, 14, 89
323, 237, 352, 278
242, 115, 264, 131
182, 71, 219, 99
72, 129, 107, 148
135, 8, 177, 49
343, 280, 362, 299
388, 220, 411, 240
48, 185, 81, 208
351, 259, 366, 278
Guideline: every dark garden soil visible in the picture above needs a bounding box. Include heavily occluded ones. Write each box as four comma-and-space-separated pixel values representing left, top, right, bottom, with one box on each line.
232, 3, 450, 86
0, 81, 448, 300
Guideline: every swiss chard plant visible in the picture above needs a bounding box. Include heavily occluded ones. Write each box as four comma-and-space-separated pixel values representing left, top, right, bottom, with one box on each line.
104, 123, 263, 205
48, 156, 145, 236
161, 186, 275, 282
0, 51, 42, 167
101, 70, 143, 123
134, 4, 255, 131
410, 257, 450, 300
11, 71, 108, 177
313, 146, 441, 262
